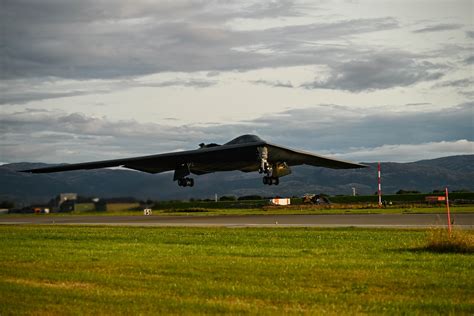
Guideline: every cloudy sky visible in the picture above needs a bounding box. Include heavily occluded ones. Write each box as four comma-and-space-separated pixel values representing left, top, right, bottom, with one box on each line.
1, 0, 473, 164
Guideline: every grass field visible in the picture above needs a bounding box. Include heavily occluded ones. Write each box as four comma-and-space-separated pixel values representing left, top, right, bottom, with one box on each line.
0, 226, 472, 314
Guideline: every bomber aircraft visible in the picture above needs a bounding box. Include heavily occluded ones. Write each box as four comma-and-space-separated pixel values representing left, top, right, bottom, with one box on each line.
21, 134, 367, 187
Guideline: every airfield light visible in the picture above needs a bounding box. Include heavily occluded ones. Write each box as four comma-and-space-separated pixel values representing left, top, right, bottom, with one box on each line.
378, 162, 382, 207
445, 187, 452, 235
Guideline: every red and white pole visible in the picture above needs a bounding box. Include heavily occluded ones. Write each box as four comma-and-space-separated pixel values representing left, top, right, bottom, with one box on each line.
445, 187, 452, 235
378, 162, 382, 207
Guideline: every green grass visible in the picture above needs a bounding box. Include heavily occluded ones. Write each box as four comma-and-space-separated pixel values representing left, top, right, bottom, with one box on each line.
0, 226, 472, 314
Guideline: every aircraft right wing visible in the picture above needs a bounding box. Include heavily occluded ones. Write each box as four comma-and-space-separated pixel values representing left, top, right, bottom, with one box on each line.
19, 141, 266, 174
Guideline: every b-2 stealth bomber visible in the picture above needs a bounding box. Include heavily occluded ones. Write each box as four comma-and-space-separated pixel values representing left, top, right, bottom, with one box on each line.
21, 134, 366, 187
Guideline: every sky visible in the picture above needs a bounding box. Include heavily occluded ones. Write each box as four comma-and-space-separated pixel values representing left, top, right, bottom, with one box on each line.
1, 0, 473, 164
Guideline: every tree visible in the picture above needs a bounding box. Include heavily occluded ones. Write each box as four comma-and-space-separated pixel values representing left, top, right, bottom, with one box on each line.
0, 201, 14, 209
396, 189, 420, 195
219, 196, 236, 201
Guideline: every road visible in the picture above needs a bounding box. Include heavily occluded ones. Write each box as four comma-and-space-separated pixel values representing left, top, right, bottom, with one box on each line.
1, 213, 473, 228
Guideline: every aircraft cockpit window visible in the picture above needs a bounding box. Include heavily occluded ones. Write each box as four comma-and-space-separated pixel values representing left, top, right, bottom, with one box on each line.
225, 135, 263, 145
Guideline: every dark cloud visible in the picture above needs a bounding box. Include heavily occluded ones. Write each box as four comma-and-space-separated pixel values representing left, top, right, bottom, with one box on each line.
1, 1, 400, 80
239, 0, 305, 19
251, 80, 294, 88
464, 55, 474, 64
404, 102, 431, 106
0, 90, 107, 105
433, 78, 474, 99
140, 79, 216, 88
465, 31, 474, 38
434, 78, 474, 88
0, 110, 211, 163
301, 52, 445, 92
413, 23, 462, 33
0, 77, 216, 105
1, 103, 472, 163
244, 103, 473, 152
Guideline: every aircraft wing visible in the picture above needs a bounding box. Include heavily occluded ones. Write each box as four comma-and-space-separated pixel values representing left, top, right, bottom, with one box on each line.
267, 143, 366, 169
19, 141, 267, 174
20, 139, 366, 175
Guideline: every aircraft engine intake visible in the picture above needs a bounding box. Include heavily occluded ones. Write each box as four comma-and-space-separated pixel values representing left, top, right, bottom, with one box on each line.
262, 162, 291, 186
271, 162, 291, 178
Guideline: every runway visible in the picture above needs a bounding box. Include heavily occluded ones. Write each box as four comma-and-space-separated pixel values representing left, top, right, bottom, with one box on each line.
1, 213, 473, 228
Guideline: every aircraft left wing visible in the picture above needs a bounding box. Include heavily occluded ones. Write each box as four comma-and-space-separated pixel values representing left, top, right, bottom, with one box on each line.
266, 143, 366, 169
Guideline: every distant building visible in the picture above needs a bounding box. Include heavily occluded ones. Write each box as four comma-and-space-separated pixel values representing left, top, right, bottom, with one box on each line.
94, 200, 107, 212
57, 193, 77, 212
270, 198, 291, 206
59, 193, 77, 204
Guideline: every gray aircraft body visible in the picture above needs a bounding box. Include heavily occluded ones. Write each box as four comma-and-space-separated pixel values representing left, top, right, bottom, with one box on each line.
21, 134, 367, 187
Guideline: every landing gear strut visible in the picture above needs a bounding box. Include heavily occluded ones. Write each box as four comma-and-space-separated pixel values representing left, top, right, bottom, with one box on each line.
257, 146, 272, 175
178, 177, 194, 187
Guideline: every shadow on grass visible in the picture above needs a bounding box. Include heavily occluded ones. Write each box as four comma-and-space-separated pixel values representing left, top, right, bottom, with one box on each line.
162, 208, 209, 213
404, 228, 474, 254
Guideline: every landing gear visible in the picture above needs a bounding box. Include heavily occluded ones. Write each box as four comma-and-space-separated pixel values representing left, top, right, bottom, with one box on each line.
258, 146, 281, 185
178, 177, 194, 187
257, 146, 272, 175
263, 176, 279, 186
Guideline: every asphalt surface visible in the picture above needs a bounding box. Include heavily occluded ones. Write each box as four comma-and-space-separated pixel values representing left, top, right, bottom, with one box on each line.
1, 213, 473, 228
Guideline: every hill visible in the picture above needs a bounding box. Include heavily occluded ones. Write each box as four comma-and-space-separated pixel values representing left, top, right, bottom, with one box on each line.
1, 155, 473, 204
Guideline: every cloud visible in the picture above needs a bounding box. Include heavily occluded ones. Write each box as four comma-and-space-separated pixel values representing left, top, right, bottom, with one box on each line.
337, 140, 474, 163
413, 23, 462, 33
0, 90, 107, 105
1, 102, 472, 164
140, 79, 216, 88
251, 80, 294, 88
243, 102, 473, 151
434, 78, 474, 88
465, 30, 474, 38
0, 76, 217, 105
301, 51, 445, 91
464, 55, 474, 64
1, 1, 400, 80
433, 78, 474, 99
0, 110, 211, 163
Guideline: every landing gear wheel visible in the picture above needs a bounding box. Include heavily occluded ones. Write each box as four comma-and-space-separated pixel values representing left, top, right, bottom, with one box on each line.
178, 177, 194, 187
263, 176, 279, 185
187, 178, 194, 187
263, 176, 268, 185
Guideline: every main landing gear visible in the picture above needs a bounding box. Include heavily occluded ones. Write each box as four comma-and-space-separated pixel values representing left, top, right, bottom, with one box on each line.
263, 176, 279, 185
258, 146, 280, 186
178, 177, 194, 187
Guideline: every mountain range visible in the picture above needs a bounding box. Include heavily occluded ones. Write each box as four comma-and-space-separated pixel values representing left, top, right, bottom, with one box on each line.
1, 155, 473, 204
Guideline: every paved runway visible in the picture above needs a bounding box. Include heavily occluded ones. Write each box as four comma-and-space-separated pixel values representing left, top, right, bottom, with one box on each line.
1, 213, 473, 228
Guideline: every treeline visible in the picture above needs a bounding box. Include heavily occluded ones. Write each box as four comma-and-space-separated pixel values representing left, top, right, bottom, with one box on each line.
395, 189, 472, 195
1, 190, 473, 210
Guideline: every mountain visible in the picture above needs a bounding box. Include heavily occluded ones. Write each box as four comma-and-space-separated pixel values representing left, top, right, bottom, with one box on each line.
1, 155, 473, 204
